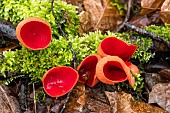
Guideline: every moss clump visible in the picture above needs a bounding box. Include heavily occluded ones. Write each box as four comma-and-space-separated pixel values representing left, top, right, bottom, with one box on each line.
0, 0, 79, 37
146, 24, 170, 41
0, 31, 154, 83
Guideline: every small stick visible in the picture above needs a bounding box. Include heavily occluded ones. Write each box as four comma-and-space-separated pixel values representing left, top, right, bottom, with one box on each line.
51, 0, 77, 69
0, 85, 15, 113
124, 22, 170, 49
33, 83, 37, 113
117, 0, 132, 32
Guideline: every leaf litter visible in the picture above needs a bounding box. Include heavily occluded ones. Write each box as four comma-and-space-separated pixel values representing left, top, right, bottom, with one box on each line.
1, 0, 170, 112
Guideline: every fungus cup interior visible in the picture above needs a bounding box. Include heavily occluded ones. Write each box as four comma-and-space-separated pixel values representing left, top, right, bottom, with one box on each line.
42, 66, 78, 97
103, 61, 127, 82
16, 17, 52, 50
77, 55, 100, 87
98, 37, 137, 61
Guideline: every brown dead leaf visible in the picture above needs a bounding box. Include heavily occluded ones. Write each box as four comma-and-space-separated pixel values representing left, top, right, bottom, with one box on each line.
144, 73, 169, 91
140, 0, 164, 15
84, 88, 112, 113
0, 84, 21, 113
159, 69, 170, 81
160, 0, 170, 23
130, 15, 150, 27
65, 82, 86, 112
149, 83, 170, 112
0, 42, 18, 53
79, 0, 124, 36
105, 91, 166, 113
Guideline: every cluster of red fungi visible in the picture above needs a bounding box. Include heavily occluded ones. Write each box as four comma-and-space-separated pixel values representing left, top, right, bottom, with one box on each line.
16, 17, 140, 97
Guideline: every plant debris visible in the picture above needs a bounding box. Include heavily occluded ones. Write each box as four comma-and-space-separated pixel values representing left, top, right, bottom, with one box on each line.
0, 84, 21, 113
79, 0, 124, 35
149, 83, 170, 112
105, 91, 167, 113
140, 0, 164, 15
160, 0, 170, 23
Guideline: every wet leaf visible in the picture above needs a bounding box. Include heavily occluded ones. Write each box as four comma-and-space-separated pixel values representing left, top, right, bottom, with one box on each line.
105, 91, 166, 113
83, 85, 112, 113
159, 69, 170, 81
149, 83, 170, 112
79, 0, 124, 36
130, 15, 150, 27
160, 0, 170, 23
144, 73, 169, 91
0, 84, 21, 113
146, 61, 170, 73
140, 0, 164, 15
65, 82, 86, 112
0, 19, 19, 52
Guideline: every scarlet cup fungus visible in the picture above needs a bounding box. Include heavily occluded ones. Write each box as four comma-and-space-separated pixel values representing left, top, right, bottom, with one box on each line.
16, 17, 52, 50
77, 54, 101, 87
97, 37, 137, 61
96, 56, 135, 88
125, 62, 140, 75
42, 66, 79, 97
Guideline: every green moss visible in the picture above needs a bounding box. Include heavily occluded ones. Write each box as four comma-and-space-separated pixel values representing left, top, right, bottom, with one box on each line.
110, 0, 127, 14
146, 24, 170, 41
1, 37, 72, 82
0, 31, 154, 83
0, 0, 79, 37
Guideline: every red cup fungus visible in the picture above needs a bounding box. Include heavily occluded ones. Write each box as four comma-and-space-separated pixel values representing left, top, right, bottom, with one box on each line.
125, 62, 140, 75
97, 37, 137, 61
96, 56, 135, 88
42, 66, 79, 97
77, 54, 101, 87
16, 17, 52, 50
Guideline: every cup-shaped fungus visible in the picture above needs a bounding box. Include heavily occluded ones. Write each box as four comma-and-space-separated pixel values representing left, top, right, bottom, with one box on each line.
77, 54, 101, 87
125, 62, 140, 75
96, 56, 135, 88
16, 17, 52, 50
97, 37, 137, 61
42, 66, 79, 97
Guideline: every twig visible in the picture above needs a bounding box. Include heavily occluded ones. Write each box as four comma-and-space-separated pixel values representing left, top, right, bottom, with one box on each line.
33, 83, 37, 113
51, 0, 78, 113
51, 0, 77, 69
0, 85, 15, 113
116, 0, 132, 32
124, 22, 170, 49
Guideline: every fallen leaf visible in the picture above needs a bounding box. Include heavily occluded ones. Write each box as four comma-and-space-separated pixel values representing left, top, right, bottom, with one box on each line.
161, 0, 170, 11
160, 0, 170, 23
105, 91, 166, 113
79, 0, 124, 36
144, 73, 169, 91
105, 91, 133, 113
140, 0, 164, 15
130, 15, 150, 27
65, 82, 86, 112
0, 42, 18, 52
0, 19, 19, 52
84, 87, 112, 113
0, 84, 21, 113
159, 69, 170, 81
149, 83, 170, 112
